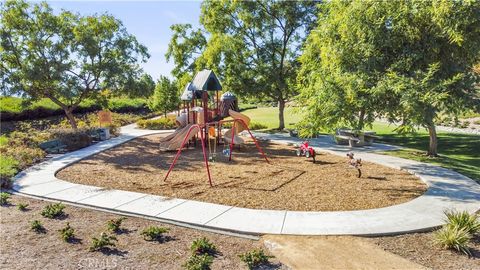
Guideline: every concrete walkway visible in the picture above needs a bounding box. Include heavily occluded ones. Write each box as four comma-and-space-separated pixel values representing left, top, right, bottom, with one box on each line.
11, 124, 480, 236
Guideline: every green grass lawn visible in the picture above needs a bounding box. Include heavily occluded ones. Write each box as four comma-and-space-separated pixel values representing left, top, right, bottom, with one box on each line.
241, 107, 480, 182
241, 106, 301, 130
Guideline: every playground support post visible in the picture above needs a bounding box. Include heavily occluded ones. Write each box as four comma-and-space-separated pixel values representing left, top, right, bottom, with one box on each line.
225, 118, 269, 164
163, 124, 213, 187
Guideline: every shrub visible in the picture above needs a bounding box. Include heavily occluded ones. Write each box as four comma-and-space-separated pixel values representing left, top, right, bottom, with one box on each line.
434, 225, 471, 256
50, 128, 92, 151
31, 220, 45, 233
140, 226, 170, 241
0, 192, 11, 205
107, 217, 126, 233
89, 232, 117, 252
41, 202, 66, 219
249, 122, 268, 130
239, 249, 274, 269
444, 210, 480, 235
136, 117, 176, 130
190, 237, 217, 255
183, 254, 214, 270
0, 156, 19, 182
59, 223, 75, 242
17, 203, 29, 211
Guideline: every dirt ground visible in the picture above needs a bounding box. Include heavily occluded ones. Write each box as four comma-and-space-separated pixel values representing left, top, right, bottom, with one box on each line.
368, 231, 480, 270
0, 195, 283, 270
262, 235, 426, 270
57, 134, 427, 211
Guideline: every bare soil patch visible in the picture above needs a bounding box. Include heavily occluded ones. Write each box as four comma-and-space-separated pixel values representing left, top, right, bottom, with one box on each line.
368, 231, 480, 270
57, 134, 427, 211
0, 195, 283, 270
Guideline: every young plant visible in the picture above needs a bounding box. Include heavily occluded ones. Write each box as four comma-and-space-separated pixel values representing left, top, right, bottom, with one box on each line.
30, 220, 45, 233
17, 203, 29, 211
0, 192, 11, 205
89, 232, 117, 252
444, 210, 480, 235
183, 254, 213, 270
59, 222, 75, 242
190, 237, 217, 255
140, 226, 170, 241
41, 202, 65, 219
434, 225, 472, 256
107, 217, 126, 233
239, 249, 274, 270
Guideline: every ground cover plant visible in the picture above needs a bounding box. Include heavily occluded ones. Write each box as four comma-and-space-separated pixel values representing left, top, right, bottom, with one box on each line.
0, 192, 11, 205
107, 217, 127, 234
17, 203, 28, 211
140, 226, 170, 242
30, 220, 45, 233
137, 117, 176, 130
59, 223, 75, 242
238, 249, 274, 269
40, 203, 66, 219
89, 232, 118, 252
183, 253, 214, 270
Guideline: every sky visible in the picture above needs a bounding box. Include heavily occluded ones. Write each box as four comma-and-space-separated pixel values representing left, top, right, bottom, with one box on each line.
42, 0, 203, 80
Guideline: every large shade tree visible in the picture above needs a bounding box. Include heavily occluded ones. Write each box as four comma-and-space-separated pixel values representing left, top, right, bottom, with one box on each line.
167, 0, 319, 129
0, 0, 149, 128
299, 0, 480, 156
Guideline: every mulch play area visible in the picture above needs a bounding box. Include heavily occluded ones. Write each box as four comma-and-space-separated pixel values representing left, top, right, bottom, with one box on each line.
56, 134, 427, 211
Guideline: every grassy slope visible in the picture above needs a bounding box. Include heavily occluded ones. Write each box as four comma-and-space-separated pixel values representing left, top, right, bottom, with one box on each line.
241, 107, 480, 182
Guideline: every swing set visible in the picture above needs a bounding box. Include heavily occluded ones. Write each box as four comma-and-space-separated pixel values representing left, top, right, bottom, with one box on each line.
162, 70, 269, 187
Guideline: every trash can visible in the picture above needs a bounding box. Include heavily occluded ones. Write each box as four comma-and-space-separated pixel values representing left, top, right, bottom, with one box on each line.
98, 128, 110, 141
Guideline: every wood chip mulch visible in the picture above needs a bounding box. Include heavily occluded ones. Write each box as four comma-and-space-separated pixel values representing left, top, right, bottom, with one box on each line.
56, 134, 427, 211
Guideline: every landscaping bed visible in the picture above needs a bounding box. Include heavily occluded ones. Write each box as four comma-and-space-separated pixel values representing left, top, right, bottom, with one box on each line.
57, 134, 427, 211
0, 194, 282, 270
368, 231, 480, 269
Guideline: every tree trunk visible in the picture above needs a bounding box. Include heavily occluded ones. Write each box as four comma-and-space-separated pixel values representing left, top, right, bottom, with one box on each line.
427, 123, 438, 157
357, 109, 366, 130
278, 99, 286, 130
64, 109, 78, 129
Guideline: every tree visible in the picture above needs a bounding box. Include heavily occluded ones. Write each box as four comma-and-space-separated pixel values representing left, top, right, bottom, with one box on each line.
123, 73, 156, 98
299, 0, 480, 156
0, 0, 149, 128
149, 76, 179, 117
166, 0, 319, 129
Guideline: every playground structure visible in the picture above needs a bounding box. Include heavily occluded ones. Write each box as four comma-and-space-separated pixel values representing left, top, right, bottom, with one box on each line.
160, 70, 269, 186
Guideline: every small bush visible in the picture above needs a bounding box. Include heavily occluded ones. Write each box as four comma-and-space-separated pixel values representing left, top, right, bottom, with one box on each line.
107, 217, 126, 233
445, 210, 480, 235
140, 226, 170, 241
59, 222, 75, 242
239, 249, 274, 269
434, 225, 471, 256
190, 237, 217, 255
17, 203, 29, 211
0, 192, 11, 205
89, 232, 117, 252
183, 254, 213, 270
31, 220, 45, 233
41, 202, 65, 219
249, 122, 268, 130
137, 117, 176, 130
0, 156, 19, 185
50, 128, 92, 151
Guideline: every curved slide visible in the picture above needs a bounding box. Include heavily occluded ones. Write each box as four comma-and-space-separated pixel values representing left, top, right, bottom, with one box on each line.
223, 109, 250, 145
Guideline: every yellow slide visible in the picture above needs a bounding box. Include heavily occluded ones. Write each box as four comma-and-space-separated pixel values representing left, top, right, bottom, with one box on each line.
159, 124, 200, 151
223, 109, 250, 145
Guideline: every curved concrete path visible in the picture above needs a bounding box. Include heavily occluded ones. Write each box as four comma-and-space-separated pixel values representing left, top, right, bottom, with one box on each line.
11, 124, 480, 236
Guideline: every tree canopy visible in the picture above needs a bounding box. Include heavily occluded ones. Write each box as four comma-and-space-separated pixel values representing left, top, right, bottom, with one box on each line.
0, 0, 149, 128
298, 0, 480, 155
166, 0, 319, 129
148, 76, 179, 117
